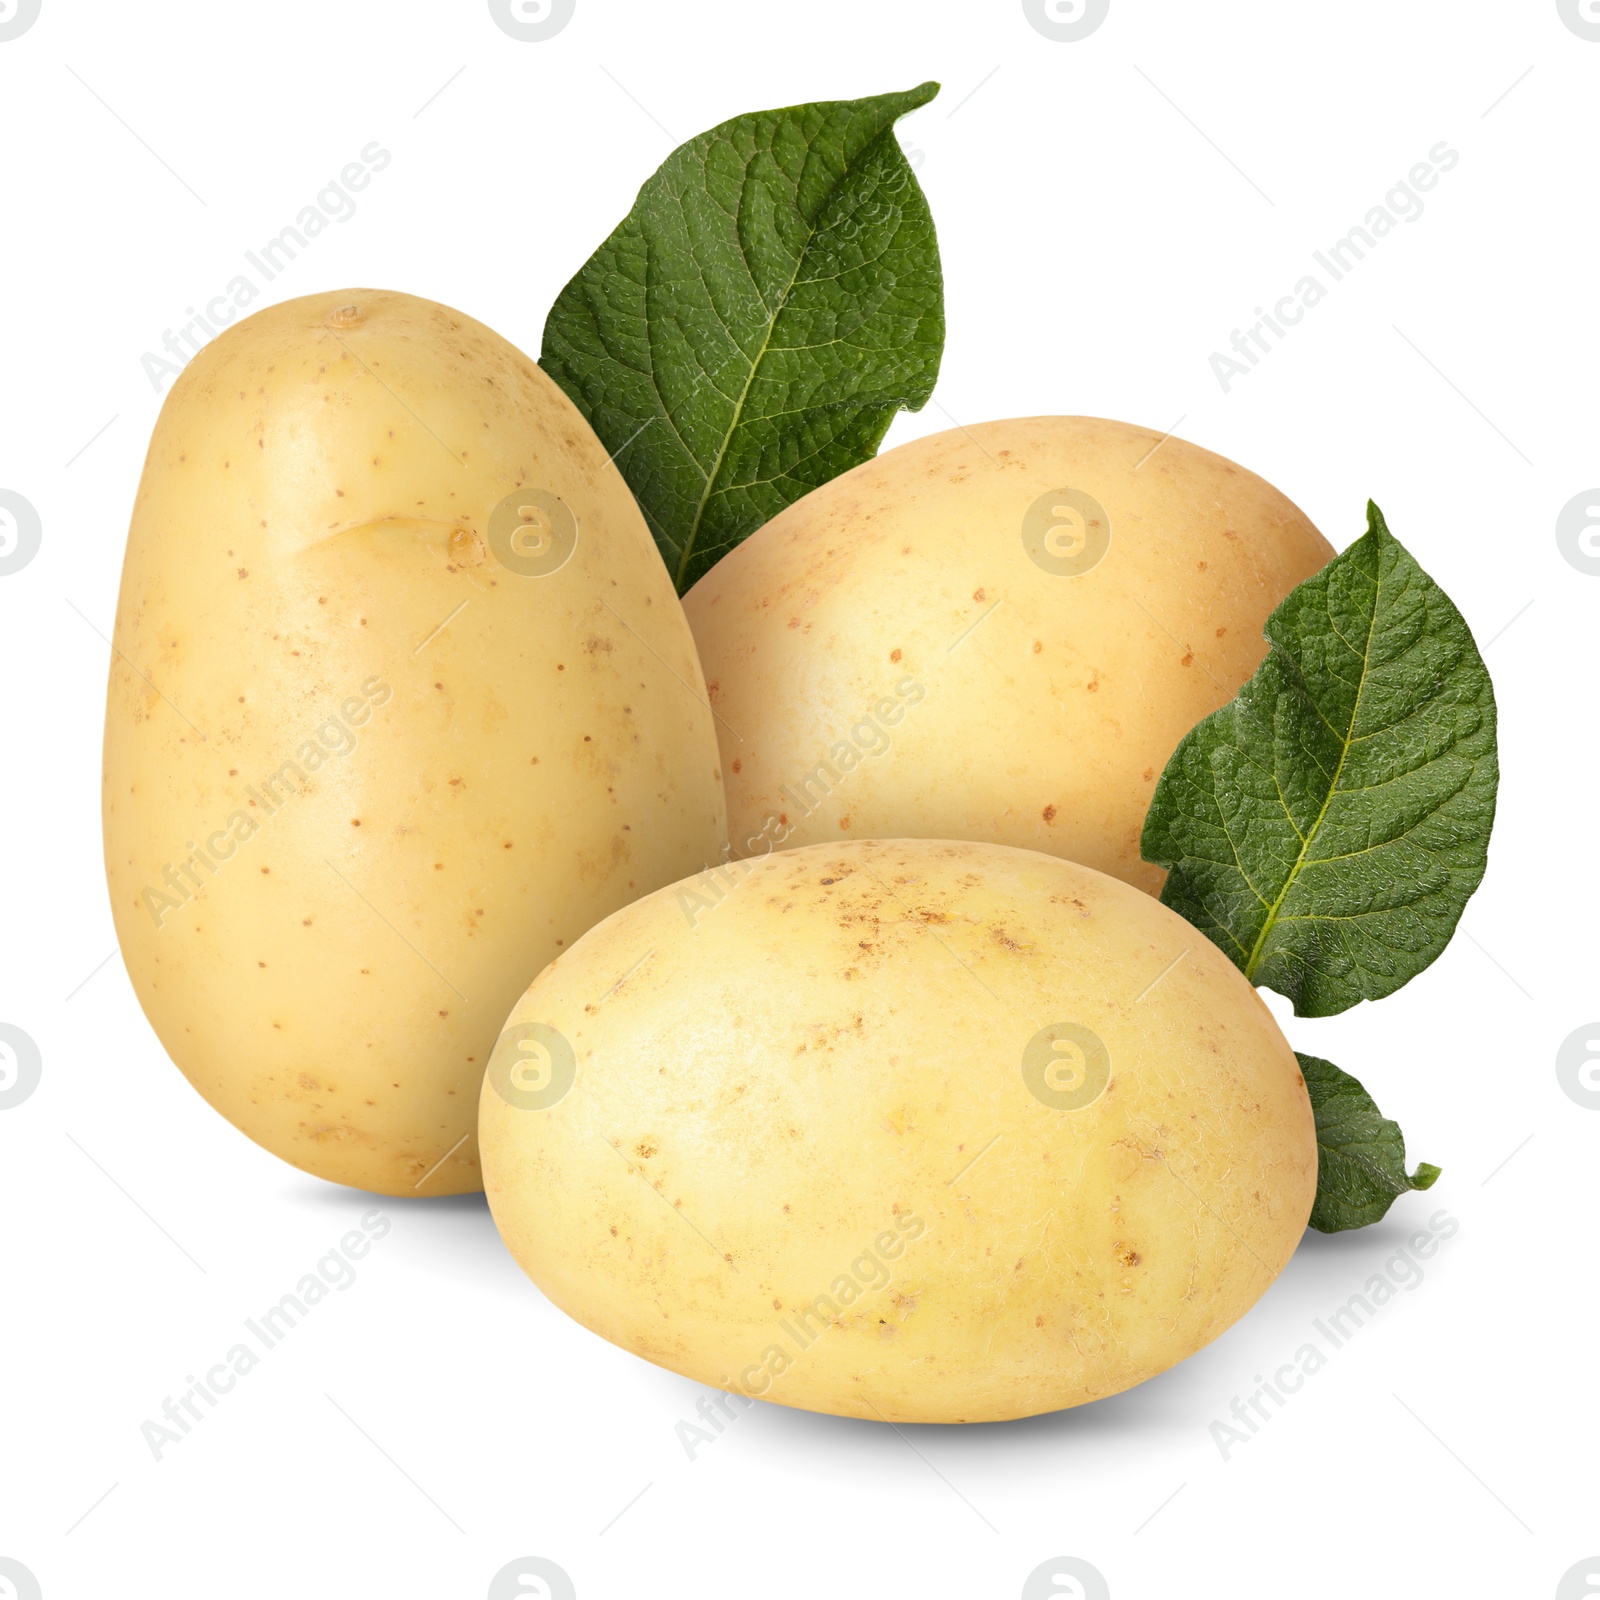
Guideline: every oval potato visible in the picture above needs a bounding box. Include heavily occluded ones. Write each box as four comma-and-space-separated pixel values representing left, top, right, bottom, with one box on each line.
684, 416, 1333, 893
103, 289, 726, 1195
480, 838, 1316, 1422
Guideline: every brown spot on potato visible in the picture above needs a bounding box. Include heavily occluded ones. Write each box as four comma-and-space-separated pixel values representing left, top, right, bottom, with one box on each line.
1042, 804, 1057, 823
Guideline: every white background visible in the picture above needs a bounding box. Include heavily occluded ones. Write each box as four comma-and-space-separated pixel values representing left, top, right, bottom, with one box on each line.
1, 1, 1593, 1596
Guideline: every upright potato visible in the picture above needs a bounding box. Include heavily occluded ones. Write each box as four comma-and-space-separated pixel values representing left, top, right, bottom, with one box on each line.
684, 417, 1333, 893
104, 289, 725, 1195
481, 838, 1316, 1422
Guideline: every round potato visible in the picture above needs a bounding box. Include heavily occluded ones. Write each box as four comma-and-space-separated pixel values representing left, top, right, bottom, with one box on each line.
683, 416, 1333, 893
480, 838, 1316, 1422
103, 289, 725, 1195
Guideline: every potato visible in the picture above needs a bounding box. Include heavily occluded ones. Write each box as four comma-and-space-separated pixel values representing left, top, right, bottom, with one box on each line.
103, 289, 725, 1195
480, 838, 1315, 1422
683, 416, 1333, 894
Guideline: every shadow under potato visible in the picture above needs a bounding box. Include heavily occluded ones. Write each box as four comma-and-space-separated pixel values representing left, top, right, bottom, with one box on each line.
282, 1177, 532, 1291
655, 1211, 1451, 1451
277, 1177, 1451, 1443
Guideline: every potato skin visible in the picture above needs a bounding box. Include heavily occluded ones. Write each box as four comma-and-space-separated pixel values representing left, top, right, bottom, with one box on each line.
103, 289, 725, 1195
683, 416, 1333, 894
480, 838, 1315, 1422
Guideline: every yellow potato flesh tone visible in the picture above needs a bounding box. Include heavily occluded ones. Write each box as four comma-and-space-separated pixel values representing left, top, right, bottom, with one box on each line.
104, 289, 725, 1194
481, 838, 1316, 1422
684, 416, 1333, 894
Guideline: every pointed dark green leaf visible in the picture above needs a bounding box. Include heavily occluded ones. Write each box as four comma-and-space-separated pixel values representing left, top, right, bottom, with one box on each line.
1299, 1054, 1440, 1233
1140, 503, 1498, 1016
539, 83, 945, 594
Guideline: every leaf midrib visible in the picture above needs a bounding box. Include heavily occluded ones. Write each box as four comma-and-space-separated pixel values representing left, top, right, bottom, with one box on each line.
1242, 565, 1383, 982
670, 128, 896, 591
673, 241, 808, 591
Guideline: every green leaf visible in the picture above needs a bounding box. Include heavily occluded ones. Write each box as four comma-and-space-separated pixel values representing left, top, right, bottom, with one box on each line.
1299, 1054, 1440, 1233
1140, 503, 1498, 1016
540, 83, 945, 594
